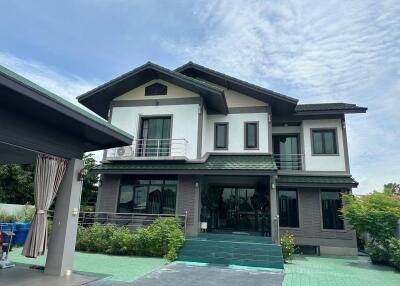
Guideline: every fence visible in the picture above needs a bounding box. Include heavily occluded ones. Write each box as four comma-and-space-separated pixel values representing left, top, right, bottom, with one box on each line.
48, 211, 188, 235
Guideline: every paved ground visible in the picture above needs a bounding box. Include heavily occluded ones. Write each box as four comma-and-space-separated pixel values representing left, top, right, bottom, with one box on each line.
89, 263, 284, 286
284, 255, 400, 286
9, 248, 400, 285
9, 247, 167, 282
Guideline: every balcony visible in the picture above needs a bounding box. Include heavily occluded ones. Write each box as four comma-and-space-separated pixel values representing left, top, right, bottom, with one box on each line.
105, 138, 188, 161
273, 154, 304, 170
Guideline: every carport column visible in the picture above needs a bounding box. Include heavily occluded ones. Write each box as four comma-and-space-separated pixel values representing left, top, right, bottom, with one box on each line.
45, 158, 83, 276
270, 176, 279, 242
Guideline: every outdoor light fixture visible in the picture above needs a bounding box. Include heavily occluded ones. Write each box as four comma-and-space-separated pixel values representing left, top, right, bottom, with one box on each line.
78, 168, 88, 181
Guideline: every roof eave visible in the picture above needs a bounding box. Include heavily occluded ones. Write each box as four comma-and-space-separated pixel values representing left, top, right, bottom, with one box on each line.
77, 62, 229, 117
175, 62, 299, 106
295, 108, 368, 116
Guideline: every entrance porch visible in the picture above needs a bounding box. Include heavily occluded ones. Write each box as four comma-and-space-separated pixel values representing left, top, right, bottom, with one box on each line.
200, 176, 274, 236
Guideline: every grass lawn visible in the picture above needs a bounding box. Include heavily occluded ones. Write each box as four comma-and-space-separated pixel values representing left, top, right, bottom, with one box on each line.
284, 255, 400, 286
8, 247, 168, 282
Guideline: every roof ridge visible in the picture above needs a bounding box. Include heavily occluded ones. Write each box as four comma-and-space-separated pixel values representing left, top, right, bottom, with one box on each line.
77, 61, 225, 101
175, 61, 298, 104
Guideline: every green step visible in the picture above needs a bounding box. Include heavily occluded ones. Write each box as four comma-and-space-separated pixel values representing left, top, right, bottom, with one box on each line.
177, 233, 284, 269
180, 245, 283, 256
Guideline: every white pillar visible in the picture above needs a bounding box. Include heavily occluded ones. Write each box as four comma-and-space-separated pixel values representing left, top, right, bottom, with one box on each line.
45, 158, 83, 276
270, 176, 279, 242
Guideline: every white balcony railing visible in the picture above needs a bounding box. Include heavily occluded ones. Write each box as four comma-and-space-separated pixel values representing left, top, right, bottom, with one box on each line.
105, 138, 188, 160
273, 154, 304, 170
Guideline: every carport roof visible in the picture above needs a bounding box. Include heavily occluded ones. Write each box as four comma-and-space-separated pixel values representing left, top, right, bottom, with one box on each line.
91, 154, 277, 175
0, 65, 133, 141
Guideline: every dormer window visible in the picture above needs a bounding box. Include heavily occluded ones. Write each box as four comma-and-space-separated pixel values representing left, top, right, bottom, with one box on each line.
145, 83, 168, 96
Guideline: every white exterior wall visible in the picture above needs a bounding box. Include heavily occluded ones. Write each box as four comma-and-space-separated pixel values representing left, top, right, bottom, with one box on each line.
203, 112, 269, 154
111, 104, 200, 160
302, 119, 346, 172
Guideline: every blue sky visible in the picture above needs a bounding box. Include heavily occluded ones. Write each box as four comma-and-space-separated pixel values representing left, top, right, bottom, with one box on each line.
0, 0, 399, 194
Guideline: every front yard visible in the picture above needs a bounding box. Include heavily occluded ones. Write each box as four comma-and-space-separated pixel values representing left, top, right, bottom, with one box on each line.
7, 248, 400, 285
8, 247, 167, 282
284, 255, 400, 286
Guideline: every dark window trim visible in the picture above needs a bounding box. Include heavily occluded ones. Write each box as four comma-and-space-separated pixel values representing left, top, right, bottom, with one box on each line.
278, 188, 300, 228
117, 175, 178, 214
311, 128, 339, 156
244, 121, 259, 150
214, 122, 229, 150
145, 82, 168, 96
320, 189, 345, 230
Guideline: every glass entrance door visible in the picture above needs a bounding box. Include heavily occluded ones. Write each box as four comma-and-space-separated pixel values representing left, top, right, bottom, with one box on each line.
201, 185, 270, 233
139, 117, 171, 157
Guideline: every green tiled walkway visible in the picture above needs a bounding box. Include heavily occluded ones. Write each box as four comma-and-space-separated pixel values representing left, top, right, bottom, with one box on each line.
8, 247, 167, 282
284, 255, 400, 286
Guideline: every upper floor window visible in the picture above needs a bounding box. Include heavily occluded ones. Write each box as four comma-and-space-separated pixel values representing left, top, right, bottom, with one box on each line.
215, 123, 228, 149
321, 190, 344, 230
273, 134, 301, 170
138, 117, 171, 157
312, 129, 338, 155
244, 122, 259, 149
145, 83, 168, 96
279, 189, 299, 228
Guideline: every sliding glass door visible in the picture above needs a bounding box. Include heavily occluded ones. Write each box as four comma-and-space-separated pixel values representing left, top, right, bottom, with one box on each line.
273, 135, 300, 170
139, 117, 171, 157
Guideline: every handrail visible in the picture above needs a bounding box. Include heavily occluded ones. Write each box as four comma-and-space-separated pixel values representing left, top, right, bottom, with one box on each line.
106, 138, 188, 160
48, 211, 188, 234
273, 154, 304, 170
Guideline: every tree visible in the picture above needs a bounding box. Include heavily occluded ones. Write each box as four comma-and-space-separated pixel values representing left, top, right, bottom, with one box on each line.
80, 153, 99, 209
0, 164, 34, 204
384, 183, 400, 196
341, 191, 400, 245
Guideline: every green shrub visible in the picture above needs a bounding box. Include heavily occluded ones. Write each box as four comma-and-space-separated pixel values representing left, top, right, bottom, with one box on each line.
280, 232, 295, 262
389, 238, 400, 270
0, 205, 35, 223
134, 217, 185, 260
367, 241, 391, 265
75, 218, 185, 261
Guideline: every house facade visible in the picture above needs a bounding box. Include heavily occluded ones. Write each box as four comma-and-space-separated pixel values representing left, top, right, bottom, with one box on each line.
78, 62, 367, 256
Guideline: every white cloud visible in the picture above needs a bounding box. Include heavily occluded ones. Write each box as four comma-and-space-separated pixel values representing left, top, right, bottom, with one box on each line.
0, 52, 99, 103
0, 51, 104, 162
166, 0, 400, 194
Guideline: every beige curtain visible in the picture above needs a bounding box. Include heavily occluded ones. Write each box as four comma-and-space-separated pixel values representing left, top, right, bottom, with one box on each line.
22, 153, 68, 258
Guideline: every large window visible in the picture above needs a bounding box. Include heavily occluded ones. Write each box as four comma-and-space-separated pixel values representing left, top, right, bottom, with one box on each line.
244, 122, 259, 149
118, 176, 177, 214
312, 129, 338, 155
139, 117, 171, 157
321, 190, 344, 230
279, 189, 299, 228
214, 123, 228, 149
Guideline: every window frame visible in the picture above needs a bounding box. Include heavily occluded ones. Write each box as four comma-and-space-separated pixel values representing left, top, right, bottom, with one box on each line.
116, 176, 178, 214
244, 121, 259, 150
320, 189, 345, 231
214, 122, 229, 150
311, 128, 339, 156
278, 189, 300, 228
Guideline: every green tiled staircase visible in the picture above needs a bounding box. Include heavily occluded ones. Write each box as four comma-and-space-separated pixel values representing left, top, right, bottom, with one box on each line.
177, 233, 284, 269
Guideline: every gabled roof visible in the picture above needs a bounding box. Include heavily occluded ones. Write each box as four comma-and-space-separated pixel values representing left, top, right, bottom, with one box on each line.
295, 103, 367, 115
0, 65, 133, 151
77, 62, 228, 119
175, 61, 298, 114
91, 154, 277, 175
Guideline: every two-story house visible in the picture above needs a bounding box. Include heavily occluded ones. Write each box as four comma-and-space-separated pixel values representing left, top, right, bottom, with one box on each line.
77, 62, 366, 256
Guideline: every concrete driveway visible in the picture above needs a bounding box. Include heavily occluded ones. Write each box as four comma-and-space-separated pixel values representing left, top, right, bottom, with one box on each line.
89, 263, 284, 286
